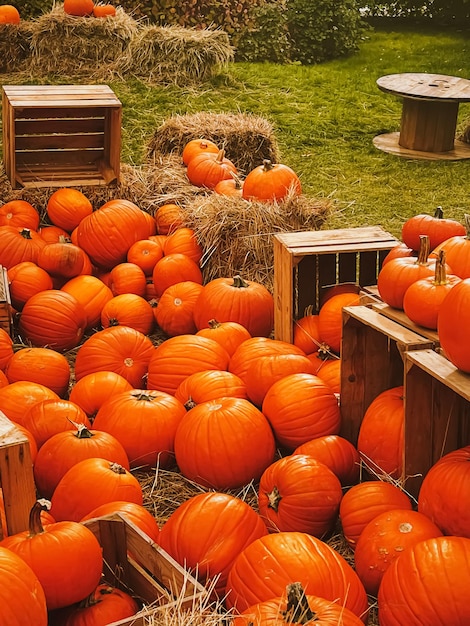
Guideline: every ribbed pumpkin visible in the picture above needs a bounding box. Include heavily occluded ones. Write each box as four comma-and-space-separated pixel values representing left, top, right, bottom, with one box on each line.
339, 480, 412, 550
293, 434, 360, 487
50, 457, 143, 522
0, 199, 39, 230
257, 454, 343, 537
81, 502, 160, 543
36, 239, 92, 280
21, 398, 91, 449
101, 293, 155, 335
61, 274, 114, 330
108, 262, 147, 297
163, 227, 204, 264
63, 0, 95, 16
432, 213, 470, 278
18, 289, 87, 352
93, 389, 187, 469
186, 148, 237, 189
74, 326, 155, 388
0, 225, 46, 269
152, 253, 203, 298
174, 396, 276, 490
182, 138, 219, 165
5, 347, 71, 397
318, 291, 361, 353
75, 199, 149, 270
437, 277, 470, 372
401, 206, 466, 252
147, 334, 230, 395
68, 371, 133, 420
262, 372, 341, 451
127, 238, 164, 275
0, 381, 59, 425
194, 275, 274, 338
0, 327, 14, 369
174, 369, 248, 408
293, 313, 321, 355
153, 280, 203, 336
46, 188, 93, 232
0, 500, 103, 610
57, 583, 138, 626
154, 203, 185, 235
33, 424, 130, 499
225, 531, 368, 620
195, 319, 251, 357
242, 159, 302, 202
7, 261, 54, 310
159, 492, 267, 598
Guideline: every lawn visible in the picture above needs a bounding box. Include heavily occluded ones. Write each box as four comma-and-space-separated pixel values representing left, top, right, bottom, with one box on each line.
107, 21, 470, 240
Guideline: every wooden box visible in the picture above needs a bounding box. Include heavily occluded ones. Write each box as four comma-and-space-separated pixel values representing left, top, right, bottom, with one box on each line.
2, 84, 122, 189
0, 411, 37, 540
339, 305, 434, 448
83, 513, 207, 626
0, 265, 12, 336
371, 301, 440, 348
404, 349, 470, 497
273, 226, 399, 343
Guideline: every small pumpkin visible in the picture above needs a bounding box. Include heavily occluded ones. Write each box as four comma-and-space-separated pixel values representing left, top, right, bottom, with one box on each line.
152, 252, 203, 298
293, 434, 360, 487
432, 213, 470, 278
174, 369, 248, 408
101, 293, 155, 335
163, 227, 203, 264
81, 502, 160, 543
108, 261, 147, 297
242, 159, 302, 202
127, 238, 164, 275
182, 138, 219, 165
401, 206, 465, 251
195, 318, 251, 357
21, 398, 91, 448
153, 280, 203, 336
7, 261, 54, 310
0, 4, 20, 23
0, 225, 46, 269
154, 203, 185, 235
58, 584, 138, 626
61, 274, 114, 330
63, 0, 94, 16
46, 188, 93, 232
68, 371, 133, 420
92, 3, 117, 17
0, 380, 59, 425
5, 347, 71, 397
0, 199, 39, 230
318, 291, 361, 353
214, 172, 244, 197
186, 148, 238, 189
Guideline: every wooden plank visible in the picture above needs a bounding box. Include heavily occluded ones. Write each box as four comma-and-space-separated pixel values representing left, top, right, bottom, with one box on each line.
17, 149, 105, 166
371, 302, 440, 346
16, 118, 106, 133
273, 235, 295, 343
16, 134, 106, 151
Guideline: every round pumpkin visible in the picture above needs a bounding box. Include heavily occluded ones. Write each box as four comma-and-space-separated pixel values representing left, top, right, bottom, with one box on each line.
0, 327, 14, 369
182, 138, 219, 166
61, 274, 114, 330
63, 0, 95, 16
174, 396, 276, 490
378, 536, 470, 625
68, 370, 133, 419
262, 372, 341, 451
437, 277, 470, 373
93, 389, 187, 469
21, 398, 91, 449
33, 424, 130, 499
154, 280, 203, 336
101, 293, 155, 335
7, 261, 54, 310
81, 502, 160, 543
174, 369, 248, 408
50, 457, 143, 522
401, 206, 466, 251
318, 291, 361, 353
0, 500, 103, 611
257, 454, 343, 537
242, 159, 302, 202
186, 148, 237, 189
46, 188, 93, 232
18, 289, 87, 352
293, 434, 360, 487
154, 203, 185, 235
5, 346, 71, 397
0, 381, 59, 425
0, 4, 20, 24
195, 319, 251, 357
162, 227, 203, 264
127, 238, 164, 275
293, 313, 321, 355
339, 480, 412, 550
159, 492, 267, 598
418, 445, 470, 537
57, 583, 138, 626
225, 531, 368, 619
354, 508, 443, 596
152, 252, 203, 298
0, 200, 39, 230
193, 275, 274, 338
432, 213, 470, 279
92, 4, 117, 17
0, 225, 46, 269
0, 545, 48, 625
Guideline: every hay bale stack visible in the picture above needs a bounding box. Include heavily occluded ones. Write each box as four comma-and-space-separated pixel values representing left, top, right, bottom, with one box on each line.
0, 22, 34, 73
147, 112, 281, 176
183, 191, 331, 291
117, 24, 233, 84
28, 4, 139, 77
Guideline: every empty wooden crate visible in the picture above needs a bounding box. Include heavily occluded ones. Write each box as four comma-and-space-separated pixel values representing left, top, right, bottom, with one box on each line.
2, 84, 122, 188
273, 226, 398, 343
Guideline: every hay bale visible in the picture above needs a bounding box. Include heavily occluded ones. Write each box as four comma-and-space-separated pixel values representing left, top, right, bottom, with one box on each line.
183, 190, 332, 291
28, 3, 139, 78
117, 24, 233, 85
0, 22, 33, 73
147, 112, 281, 176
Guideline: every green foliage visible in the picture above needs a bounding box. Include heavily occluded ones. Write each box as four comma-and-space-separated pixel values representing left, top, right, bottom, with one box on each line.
286, 0, 369, 65
15, 0, 49, 19
362, 0, 470, 22
235, 0, 291, 63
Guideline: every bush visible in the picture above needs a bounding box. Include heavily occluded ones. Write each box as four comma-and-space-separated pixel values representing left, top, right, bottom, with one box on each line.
16, 0, 48, 19
362, 1, 470, 22
235, 0, 291, 63
286, 0, 369, 65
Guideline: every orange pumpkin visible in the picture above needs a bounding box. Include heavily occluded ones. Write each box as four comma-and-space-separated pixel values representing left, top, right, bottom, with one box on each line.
7, 261, 53, 310
0, 200, 39, 230
61, 274, 114, 330
5, 347, 71, 397
92, 3, 117, 17
21, 398, 91, 449
0, 328, 13, 370
163, 227, 203, 264
68, 371, 133, 420
108, 262, 147, 297
153, 280, 203, 336
46, 188, 93, 232
318, 291, 361, 353
126, 238, 164, 275
0, 381, 59, 425
186, 149, 238, 189
195, 319, 251, 357
0, 4, 20, 23
293, 434, 360, 487
154, 203, 185, 235
182, 138, 219, 165
152, 253, 203, 298
101, 293, 155, 335
174, 369, 248, 408
63, 0, 94, 16
242, 159, 302, 202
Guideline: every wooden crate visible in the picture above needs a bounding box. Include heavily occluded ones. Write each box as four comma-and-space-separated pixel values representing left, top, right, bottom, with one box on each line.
404, 349, 470, 498
0, 266, 12, 336
83, 513, 207, 626
0, 411, 37, 540
340, 305, 434, 448
273, 226, 399, 343
371, 301, 440, 348
2, 84, 122, 189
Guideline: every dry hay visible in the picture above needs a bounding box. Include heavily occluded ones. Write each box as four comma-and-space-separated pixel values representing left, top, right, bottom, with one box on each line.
183, 190, 332, 291
28, 3, 139, 78
0, 22, 33, 73
116, 24, 233, 85
146, 112, 281, 176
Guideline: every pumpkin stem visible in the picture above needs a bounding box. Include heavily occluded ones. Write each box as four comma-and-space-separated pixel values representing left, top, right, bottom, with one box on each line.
433, 206, 444, 220
262, 159, 274, 171
108, 318, 120, 326
28, 499, 51, 537
433, 250, 448, 285
232, 275, 250, 289
216, 149, 226, 163
230, 171, 243, 188
131, 390, 156, 402
109, 462, 127, 474
19, 228, 33, 239
78, 585, 114, 608
416, 234, 430, 265
267, 486, 282, 512
74, 423, 95, 439
184, 397, 197, 410
283, 583, 318, 623
208, 319, 222, 329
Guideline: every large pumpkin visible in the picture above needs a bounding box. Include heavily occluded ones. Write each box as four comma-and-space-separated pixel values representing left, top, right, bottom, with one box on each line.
225, 531, 368, 621
7, 261, 54, 310
5, 347, 71, 397
68, 371, 133, 420
293, 434, 360, 487
61, 274, 114, 330
242, 159, 302, 202
437, 278, 470, 373
18, 289, 87, 352
21, 398, 91, 448
0, 545, 48, 625
378, 536, 470, 625
0, 500, 103, 611
174, 396, 276, 490
92, 389, 187, 469
0, 199, 39, 230
159, 492, 267, 598
186, 148, 237, 189
75, 199, 149, 270
401, 206, 465, 251
0, 381, 59, 425
193, 275, 274, 338
418, 445, 470, 537
262, 372, 341, 451
0, 225, 46, 269
257, 454, 343, 537
46, 188, 93, 232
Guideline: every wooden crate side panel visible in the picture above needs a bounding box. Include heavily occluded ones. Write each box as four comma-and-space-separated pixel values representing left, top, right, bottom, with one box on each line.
17, 149, 105, 167
296, 254, 318, 316
106, 105, 122, 179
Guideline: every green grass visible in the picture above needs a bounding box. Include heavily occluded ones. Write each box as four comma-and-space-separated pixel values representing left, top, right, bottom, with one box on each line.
4, 22, 470, 239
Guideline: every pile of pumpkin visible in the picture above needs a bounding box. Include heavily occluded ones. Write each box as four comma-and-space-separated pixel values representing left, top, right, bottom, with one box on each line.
0, 182, 470, 625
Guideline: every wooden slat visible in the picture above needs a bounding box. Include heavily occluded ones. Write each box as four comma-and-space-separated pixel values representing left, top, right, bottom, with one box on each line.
16, 118, 106, 133
16, 134, 106, 151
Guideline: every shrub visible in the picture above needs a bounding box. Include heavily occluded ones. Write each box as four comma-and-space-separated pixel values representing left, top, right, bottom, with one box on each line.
235, 0, 291, 63
286, 0, 369, 65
